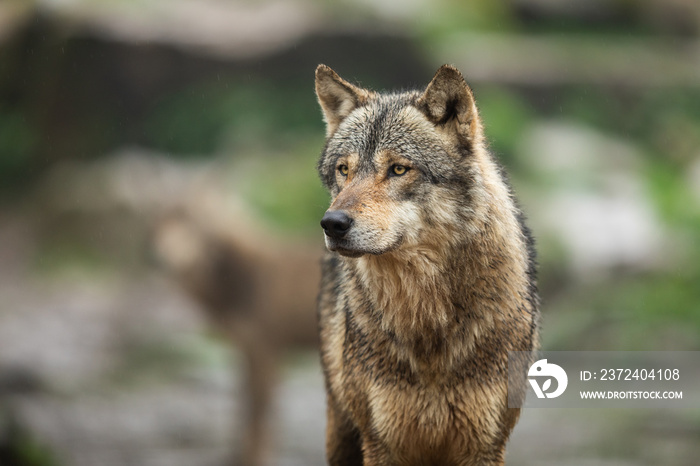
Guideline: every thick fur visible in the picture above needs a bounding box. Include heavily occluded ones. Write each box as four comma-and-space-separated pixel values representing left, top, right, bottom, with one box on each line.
315, 64, 539, 465
150, 203, 320, 466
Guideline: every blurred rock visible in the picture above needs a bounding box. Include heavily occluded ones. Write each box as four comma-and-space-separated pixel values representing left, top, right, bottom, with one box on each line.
34, 147, 203, 217
0, 271, 326, 466
523, 121, 641, 176
518, 121, 668, 279
512, 0, 627, 25
542, 190, 664, 276
642, 0, 700, 36
36, 0, 324, 59
512, 0, 700, 35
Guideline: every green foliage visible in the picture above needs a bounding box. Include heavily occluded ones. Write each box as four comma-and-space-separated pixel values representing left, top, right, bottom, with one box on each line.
585, 269, 700, 351
31, 236, 112, 280
143, 78, 322, 156
234, 137, 329, 234
416, 0, 515, 38
561, 87, 700, 167
107, 334, 228, 387
646, 161, 700, 227
11, 434, 60, 466
1, 412, 60, 466
560, 87, 623, 133
0, 107, 37, 189
476, 86, 534, 166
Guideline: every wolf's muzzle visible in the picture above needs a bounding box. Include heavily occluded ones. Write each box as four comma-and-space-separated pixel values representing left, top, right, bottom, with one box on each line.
321, 210, 353, 239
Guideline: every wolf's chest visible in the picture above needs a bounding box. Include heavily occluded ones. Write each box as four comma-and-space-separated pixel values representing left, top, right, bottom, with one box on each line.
368, 381, 455, 437
334, 317, 508, 450
359, 375, 503, 459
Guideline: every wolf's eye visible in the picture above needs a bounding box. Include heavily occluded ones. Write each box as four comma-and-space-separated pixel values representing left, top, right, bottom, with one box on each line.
390, 165, 409, 176
338, 164, 349, 176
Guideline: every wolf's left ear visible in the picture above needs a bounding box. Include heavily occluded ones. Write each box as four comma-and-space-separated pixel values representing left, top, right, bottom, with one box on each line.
416, 65, 483, 149
315, 64, 371, 136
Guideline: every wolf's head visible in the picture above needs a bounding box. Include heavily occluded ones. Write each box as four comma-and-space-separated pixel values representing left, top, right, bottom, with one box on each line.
316, 64, 489, 258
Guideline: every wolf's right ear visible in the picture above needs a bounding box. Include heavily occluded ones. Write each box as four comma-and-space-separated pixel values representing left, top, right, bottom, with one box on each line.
315, 65, 371, 137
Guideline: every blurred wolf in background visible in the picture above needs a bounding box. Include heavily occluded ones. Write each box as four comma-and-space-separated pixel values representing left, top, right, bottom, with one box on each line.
150, 197, 320, 466
315, 64, 539, 465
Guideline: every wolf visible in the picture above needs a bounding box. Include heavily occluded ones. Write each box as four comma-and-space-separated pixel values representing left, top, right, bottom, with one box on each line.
315, 64, 539, 465
150, 200, 320, 466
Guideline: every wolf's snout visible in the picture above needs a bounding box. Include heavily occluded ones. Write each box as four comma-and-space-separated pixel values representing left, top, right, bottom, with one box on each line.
321, 210, 353, 238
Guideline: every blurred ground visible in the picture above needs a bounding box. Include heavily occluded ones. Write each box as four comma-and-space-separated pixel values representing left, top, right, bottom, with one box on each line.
0, 234, 326, 466
1, 1, 700, 465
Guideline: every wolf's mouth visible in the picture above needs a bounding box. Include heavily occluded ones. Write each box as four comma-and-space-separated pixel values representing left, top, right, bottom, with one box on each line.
325, 235, 404, 258
332, 247, 365, 258
325, 238, 365, 258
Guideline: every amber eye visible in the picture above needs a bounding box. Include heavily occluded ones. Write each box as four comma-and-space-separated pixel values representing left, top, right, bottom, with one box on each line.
338, 164, 349, 176
391, 165, 409, 176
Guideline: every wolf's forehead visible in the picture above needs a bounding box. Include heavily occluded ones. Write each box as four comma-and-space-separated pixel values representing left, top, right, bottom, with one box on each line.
329, 97, 436, 160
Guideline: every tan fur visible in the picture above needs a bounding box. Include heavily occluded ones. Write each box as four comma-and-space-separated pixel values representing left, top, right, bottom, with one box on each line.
151, 202, 321, 466
316, 65, 539, 465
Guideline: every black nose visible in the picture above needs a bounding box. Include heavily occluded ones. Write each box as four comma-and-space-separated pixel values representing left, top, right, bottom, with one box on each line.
321, 210, 353, 239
